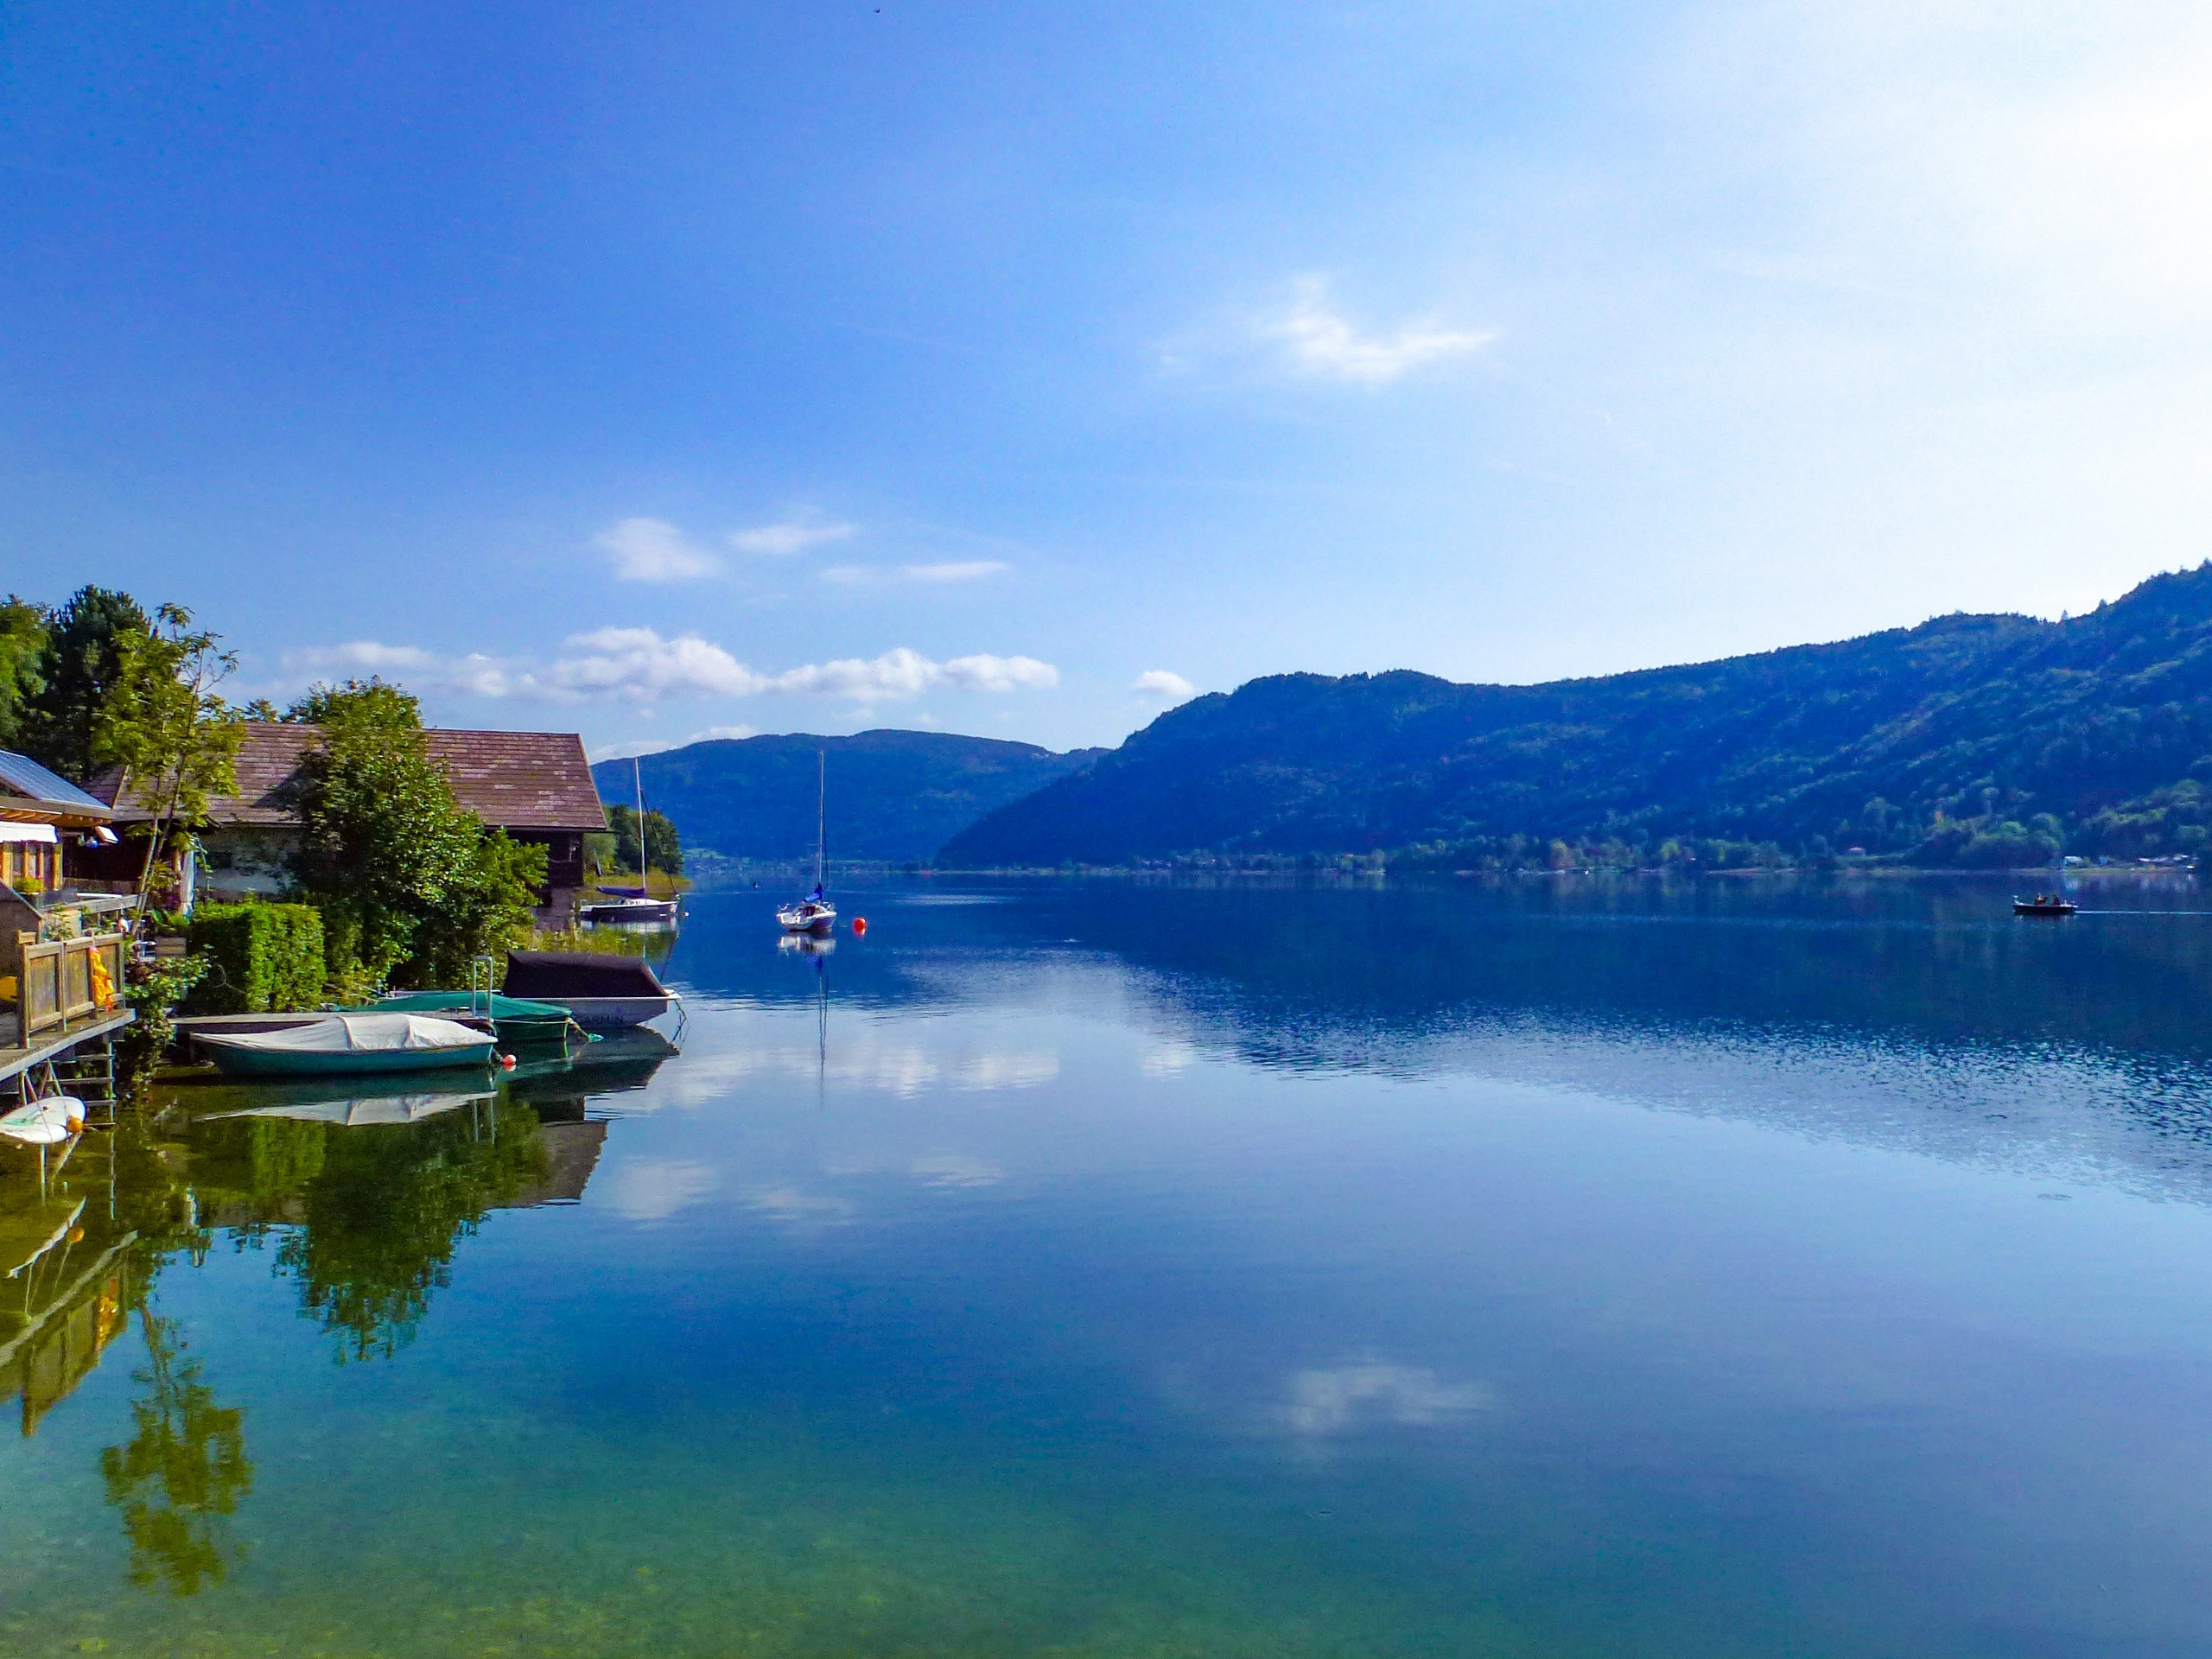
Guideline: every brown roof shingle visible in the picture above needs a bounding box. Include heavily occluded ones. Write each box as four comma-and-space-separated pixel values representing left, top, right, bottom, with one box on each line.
92, 724, 606, 834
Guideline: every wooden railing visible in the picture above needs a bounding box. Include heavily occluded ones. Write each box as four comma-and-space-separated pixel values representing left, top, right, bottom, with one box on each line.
16, 931, 127, 1040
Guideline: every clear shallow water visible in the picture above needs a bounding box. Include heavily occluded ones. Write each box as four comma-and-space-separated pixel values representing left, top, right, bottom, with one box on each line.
9, 876, 2212, 1655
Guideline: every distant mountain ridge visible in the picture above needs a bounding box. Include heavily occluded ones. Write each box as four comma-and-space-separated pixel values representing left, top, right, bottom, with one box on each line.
941, 566, 2212, 868
597, 728, 1101, 866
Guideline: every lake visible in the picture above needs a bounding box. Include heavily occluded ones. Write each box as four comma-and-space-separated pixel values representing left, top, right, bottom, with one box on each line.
8, 874, 2212, 1656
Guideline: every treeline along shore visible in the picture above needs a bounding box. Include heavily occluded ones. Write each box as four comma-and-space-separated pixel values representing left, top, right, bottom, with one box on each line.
937, 565, 2212, 874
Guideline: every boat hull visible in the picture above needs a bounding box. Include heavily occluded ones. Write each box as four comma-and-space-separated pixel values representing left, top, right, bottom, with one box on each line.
552, 995, 674, 1031
196, 1039, 499, 1078
580, 899, 677, 925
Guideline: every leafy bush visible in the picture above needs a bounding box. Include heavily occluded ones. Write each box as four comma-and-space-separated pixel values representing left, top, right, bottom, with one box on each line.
183, 901, 327, 1014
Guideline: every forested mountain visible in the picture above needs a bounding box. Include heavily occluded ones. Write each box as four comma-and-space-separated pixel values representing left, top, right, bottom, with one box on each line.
597, 729, 1100, 865
942, 566, 2212, 869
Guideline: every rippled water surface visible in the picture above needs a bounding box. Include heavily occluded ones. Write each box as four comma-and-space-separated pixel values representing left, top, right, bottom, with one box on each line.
9, 875, 2212, 1656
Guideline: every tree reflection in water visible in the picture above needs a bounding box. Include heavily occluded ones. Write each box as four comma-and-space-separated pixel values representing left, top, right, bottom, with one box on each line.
99, 1308, 252, 1596
260, 1101, 547, 1362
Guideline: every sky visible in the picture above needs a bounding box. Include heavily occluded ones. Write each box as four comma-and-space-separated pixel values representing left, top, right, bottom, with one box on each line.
4, 1, 2211, 759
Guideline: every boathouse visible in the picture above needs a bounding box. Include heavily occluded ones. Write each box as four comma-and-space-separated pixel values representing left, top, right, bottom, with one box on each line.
79, 723, 608, 923
0, 749, 133, 1084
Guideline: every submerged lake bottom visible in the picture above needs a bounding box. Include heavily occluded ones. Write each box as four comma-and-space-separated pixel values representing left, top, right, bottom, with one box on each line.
7, 875, 2212, 1656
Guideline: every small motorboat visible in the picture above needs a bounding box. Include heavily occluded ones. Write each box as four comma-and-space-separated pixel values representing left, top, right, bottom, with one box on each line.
192, 1013, 500, 1078
502, 950, 677, 1030
2013, 893, 2078, 917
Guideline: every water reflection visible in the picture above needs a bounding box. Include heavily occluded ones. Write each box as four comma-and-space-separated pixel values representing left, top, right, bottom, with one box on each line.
99, 1307, 251, 1595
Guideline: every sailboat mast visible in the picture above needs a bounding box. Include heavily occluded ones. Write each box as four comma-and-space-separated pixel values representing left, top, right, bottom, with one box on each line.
633, 755, 647, 886
816, 749, 826, 890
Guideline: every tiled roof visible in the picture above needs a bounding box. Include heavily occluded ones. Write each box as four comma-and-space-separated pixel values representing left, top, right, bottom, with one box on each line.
92, 724, 606, 833
0, 751, 114, 823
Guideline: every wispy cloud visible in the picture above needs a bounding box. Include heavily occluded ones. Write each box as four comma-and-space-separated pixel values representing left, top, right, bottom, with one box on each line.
821, 560, 1010, 587
597, 517, 721, 582
728, 517, 856, 556
1255, 276, 1494, 385
905, 560, 1008, 582
287, 635, 1057, 704
1132, 669, 1197, 702
588, 723, 757, 763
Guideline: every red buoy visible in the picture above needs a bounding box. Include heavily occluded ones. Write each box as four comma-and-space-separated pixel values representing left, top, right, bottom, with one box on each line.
852, 917, 868, 936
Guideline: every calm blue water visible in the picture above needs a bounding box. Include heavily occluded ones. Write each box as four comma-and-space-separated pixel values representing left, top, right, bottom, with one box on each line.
8, 875, 2212, 1656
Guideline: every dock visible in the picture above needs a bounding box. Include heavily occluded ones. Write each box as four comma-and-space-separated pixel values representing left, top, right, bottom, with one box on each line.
0, 1008, 132, 1096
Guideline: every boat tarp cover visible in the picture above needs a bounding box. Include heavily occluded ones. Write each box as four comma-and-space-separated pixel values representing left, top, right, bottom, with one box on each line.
358, 992, 573, 1020
503, 950, 668, 1000
200, 1014, 490, 1055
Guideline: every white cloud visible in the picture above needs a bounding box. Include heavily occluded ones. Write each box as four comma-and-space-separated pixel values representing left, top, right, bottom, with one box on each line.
1255, 276, 1493, 385
593, 1158, 717, 1222
283, 641, 514, 697
1132, 669, 1197, 702
729, 518, 856, 556
294, 634, 1058, 706
904, 560, 1008, 582
597, 517, 721, 582
820, 561, 1011, 586
1276, 1362, 1491, 1438
769, 647, 1056, 698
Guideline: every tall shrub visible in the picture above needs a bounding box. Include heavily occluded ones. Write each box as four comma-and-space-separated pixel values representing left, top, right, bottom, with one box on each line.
182, 902, 327, 1014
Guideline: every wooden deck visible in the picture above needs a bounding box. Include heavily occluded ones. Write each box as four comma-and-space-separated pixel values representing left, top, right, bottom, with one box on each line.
0, 1008, 133, 1089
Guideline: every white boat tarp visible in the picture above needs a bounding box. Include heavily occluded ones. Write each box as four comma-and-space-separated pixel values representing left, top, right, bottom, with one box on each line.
204, 1014, 490, 1055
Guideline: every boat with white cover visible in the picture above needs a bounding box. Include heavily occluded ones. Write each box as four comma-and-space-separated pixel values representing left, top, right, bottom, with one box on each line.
191, 1013, 499, 1078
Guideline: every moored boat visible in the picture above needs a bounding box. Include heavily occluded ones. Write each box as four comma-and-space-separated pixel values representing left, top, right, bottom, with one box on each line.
776, 887, 836, 933
580, 893, 678, 925
192, 1013, 499, 1077
502, 950, 677, 1030
358, 989, 582, 1046
585, 757, 681, 926
779, 751, 836, 933
0, 1093, 84, 1147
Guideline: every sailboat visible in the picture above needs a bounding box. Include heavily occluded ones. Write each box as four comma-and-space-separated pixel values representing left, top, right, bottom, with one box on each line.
776, 751, 837, 934
582, 756, 679, 925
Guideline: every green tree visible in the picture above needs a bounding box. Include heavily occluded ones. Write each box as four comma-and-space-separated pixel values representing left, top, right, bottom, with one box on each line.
91, 604, 245, 908
22, 585, 149, 780
283, 679, 545, 989
0, 595, 47, 750
605, 803, 683, 876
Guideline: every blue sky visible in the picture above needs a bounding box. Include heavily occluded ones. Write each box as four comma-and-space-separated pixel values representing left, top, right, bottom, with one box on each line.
5, 2, 2210, 757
